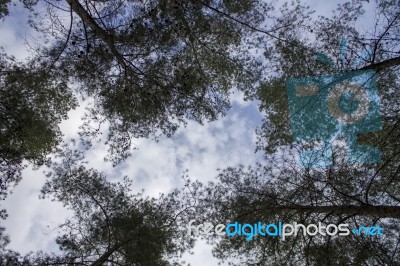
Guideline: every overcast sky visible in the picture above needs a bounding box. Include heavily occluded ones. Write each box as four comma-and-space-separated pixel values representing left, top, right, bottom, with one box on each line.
0, 0, 378, 265
0, 3, 263, 261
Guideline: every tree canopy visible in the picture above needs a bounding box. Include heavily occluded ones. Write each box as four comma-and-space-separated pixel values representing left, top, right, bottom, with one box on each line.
0, 52, 76, 200
0, 0, 399, 265
1, 142, 198, 265
39, 0, 274, 164
200, 0, 400, 265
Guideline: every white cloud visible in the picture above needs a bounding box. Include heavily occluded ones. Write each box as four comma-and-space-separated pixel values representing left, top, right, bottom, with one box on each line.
2, 167, 72, 254
182, 239, 222, 266
2, 95, 262, 266
0, 3, 38, 60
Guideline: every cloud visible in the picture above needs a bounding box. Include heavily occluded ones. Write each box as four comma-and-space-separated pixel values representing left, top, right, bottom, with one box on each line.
182, 239, 223, 266
2, 94, 262, 266
0, 3, 39, 60
0, 0, 345, 264
2, 167, 72, 254
103, 101, 263, 198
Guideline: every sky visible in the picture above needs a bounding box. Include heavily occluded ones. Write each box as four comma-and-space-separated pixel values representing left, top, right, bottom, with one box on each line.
2, 95, 263, 265
0, 0, 378, 265
0, 3, 263, 261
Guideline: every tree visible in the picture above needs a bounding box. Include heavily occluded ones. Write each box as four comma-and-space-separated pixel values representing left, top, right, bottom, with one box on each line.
0, 0, 38, 19
0, 0, 11, 18
256, 0, 400, 156
200, 162, 400, 265
197, 1, 400, 265
0, 0, 311, 197
31, 0, 309, 164
1, 143, 197, 265
0, 52, 77, 200
0, 0, 306, 207
0, 1, 310, 263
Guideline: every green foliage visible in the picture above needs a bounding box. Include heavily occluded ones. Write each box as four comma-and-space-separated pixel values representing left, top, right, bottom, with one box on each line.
0, 54, 77, 199
0, 0, 38, 19
256, 0, 400, 159
0, 0, 11, 19
32, 143, 196, 265
197, 0, 400, 265
37, 0, 275, 164
1, 0, 398, 265
201, 162, 400, 265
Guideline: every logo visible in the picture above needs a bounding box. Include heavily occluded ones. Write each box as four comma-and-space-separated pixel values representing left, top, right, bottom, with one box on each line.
187, 220, 384, 241
286, 39, 382, 168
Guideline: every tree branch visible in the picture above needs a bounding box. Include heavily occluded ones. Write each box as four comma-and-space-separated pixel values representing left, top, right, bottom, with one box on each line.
361, 55, 400, 72
66, 0, 143, 76
201, 2, 288, 43
90, 238, 133, 266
